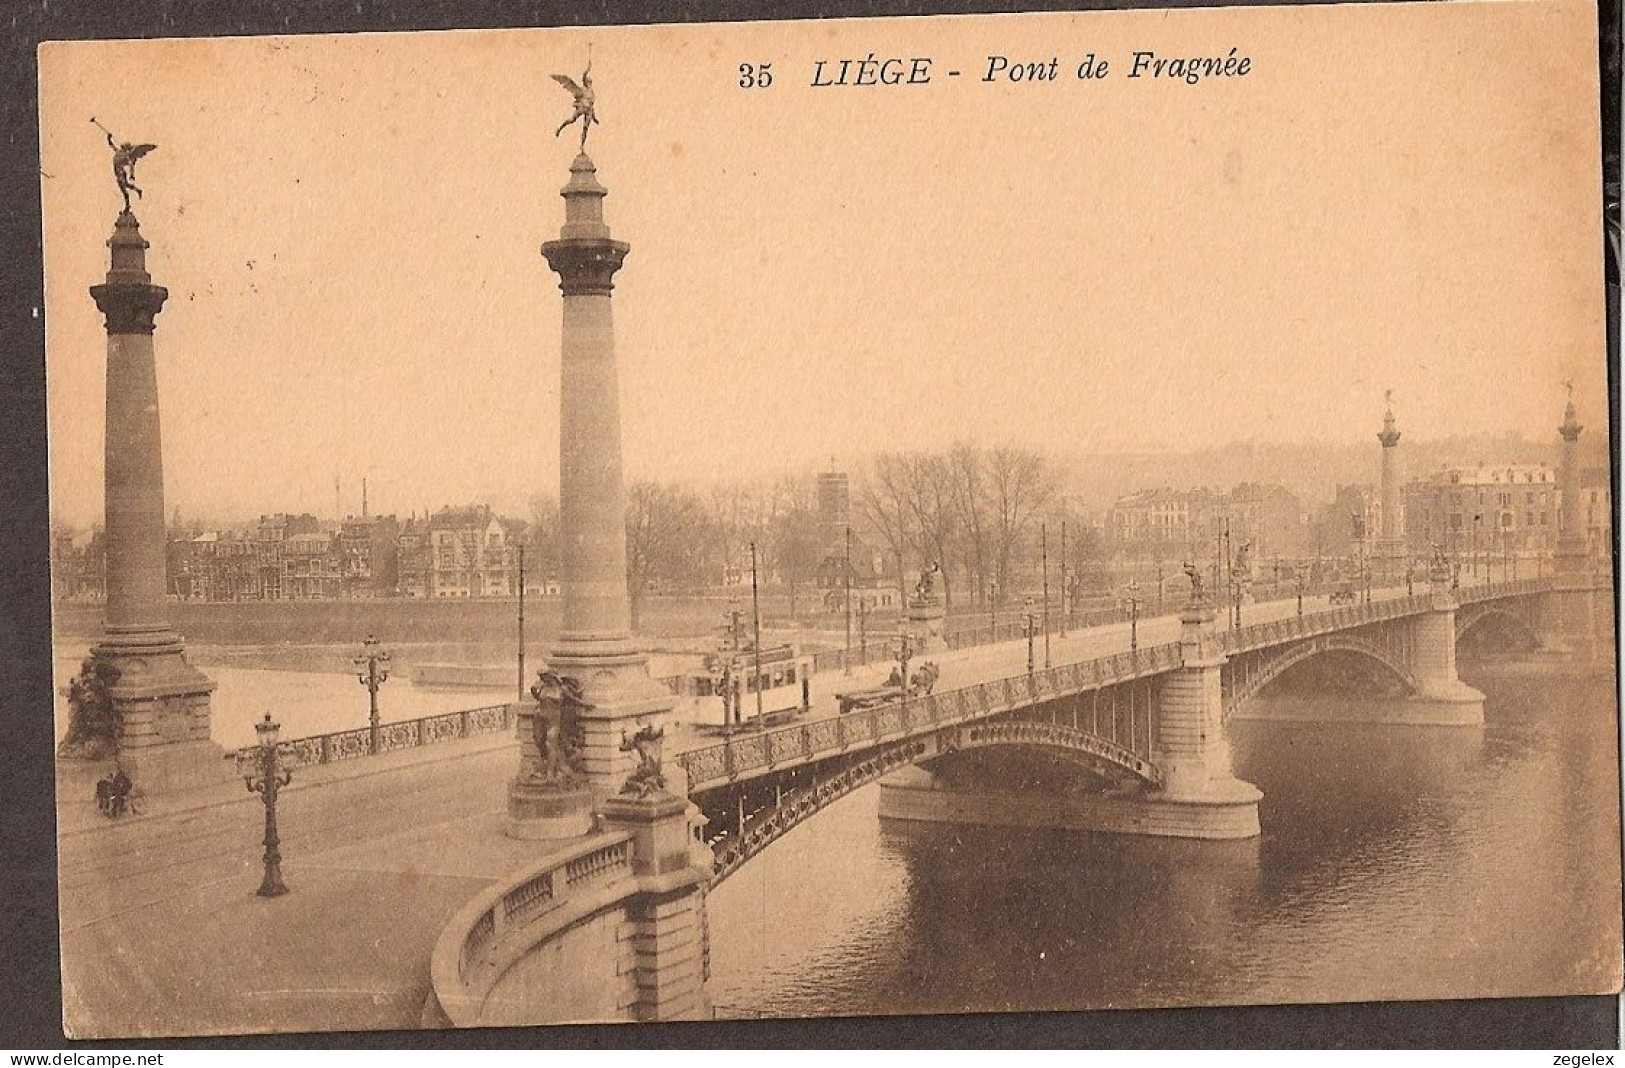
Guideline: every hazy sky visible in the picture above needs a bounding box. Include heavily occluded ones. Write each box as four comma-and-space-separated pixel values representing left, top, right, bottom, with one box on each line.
40, 2, 1608, 527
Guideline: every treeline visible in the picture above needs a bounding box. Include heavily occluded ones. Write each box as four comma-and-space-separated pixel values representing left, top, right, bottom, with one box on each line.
522, 444, 1088, 627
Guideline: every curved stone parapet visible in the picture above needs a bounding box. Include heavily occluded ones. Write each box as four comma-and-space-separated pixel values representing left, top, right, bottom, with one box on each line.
429, 810, 712, 1027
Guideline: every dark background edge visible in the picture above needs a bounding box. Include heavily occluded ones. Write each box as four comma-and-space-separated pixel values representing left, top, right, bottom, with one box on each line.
0, 0, 1619, 1050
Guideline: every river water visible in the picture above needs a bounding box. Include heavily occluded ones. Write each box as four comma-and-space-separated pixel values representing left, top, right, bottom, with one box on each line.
53, 646, 512, 751
705, 666, 1622, 1018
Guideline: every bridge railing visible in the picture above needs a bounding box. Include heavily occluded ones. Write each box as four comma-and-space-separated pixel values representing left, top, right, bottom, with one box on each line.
429, 830, 638, 1026
1454, 576, 1551, 604
226, 703, 516, 778
675, 641, 1181, 793
1215, 578, 1554, 656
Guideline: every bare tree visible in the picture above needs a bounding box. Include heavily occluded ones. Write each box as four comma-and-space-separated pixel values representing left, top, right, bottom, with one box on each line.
857, 454, 916, 607
949, 443, 994, 606
985, 446, 1058, 599
625, 480, 708, 630
901, 453, 960, 605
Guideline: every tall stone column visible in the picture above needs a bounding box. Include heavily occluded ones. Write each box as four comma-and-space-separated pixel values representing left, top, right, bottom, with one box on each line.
1543, 390, 1601, 659
1376, 395, 1404, 578
87, 211, 225, 793
1556, 391, 1586, 568
509, 154, 673, 837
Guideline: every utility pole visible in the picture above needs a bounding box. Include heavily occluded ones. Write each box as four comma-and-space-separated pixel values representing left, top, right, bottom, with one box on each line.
516, 543, 526, 703
1059, 520, 1068, 639
843, 525, 853, 676
1041, 522, 1051, 669
750, 541, 764, 727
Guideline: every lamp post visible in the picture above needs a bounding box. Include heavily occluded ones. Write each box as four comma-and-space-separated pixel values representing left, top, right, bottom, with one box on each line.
843, 525, 853, 676
895, 633, 914, 706
1126, 580, 1140, 653
988, 579, 999, 641
245, 713, 292, 898
516, 542, 526, 703
352, 635, 391, 755
1023, 598, 1037, 678
1041, 523, 1052, 669
1295, 572, 1305, 617
722, 598, 743, 727
749, 541, 764, 728
858, 598, 870, 664
1058, 520, 1068, 639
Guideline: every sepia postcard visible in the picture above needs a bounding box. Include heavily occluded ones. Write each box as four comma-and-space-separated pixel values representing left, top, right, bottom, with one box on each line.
38, 1, 1621, 1041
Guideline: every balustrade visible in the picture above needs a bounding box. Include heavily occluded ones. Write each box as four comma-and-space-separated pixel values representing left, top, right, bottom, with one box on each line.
228, 702, 514, 778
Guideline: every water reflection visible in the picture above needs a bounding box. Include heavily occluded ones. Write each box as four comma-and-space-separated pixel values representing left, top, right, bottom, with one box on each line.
707, 670, 1620, 1018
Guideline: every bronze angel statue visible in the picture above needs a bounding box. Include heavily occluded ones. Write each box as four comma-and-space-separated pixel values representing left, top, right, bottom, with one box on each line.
550, 57, 599, 151
92, 118, 155, 213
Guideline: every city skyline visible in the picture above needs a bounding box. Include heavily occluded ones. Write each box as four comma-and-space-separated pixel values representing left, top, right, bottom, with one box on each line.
40, 7, 1609, 528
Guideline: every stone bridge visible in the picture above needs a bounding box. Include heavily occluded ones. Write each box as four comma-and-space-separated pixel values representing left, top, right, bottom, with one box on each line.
428, 572, 1611, 1027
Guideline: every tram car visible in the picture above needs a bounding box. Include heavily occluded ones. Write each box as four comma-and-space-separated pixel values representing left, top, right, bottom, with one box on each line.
687, 643, 813, 731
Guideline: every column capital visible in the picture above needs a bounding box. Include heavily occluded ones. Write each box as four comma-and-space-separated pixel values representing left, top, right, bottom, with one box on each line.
91, 281, 168, 335
541, 237, 630, 297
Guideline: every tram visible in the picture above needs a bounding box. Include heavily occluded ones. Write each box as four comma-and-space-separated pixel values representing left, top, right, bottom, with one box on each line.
688, 643, 813, 732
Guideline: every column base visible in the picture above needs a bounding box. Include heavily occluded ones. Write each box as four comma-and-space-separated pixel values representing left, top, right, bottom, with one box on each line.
877, 767, 1261, 840
120, 738, 232, 794
505, 783, 595, 840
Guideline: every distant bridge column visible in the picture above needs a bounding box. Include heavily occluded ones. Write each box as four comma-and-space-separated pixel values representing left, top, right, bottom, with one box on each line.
1142, 601, 1262, 838
1407, 583, 1486, 725
1540, 392, 1606, 661
1376, 394, 1405, 580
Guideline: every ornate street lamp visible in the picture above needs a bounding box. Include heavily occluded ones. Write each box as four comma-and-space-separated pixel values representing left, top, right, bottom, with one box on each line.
1295, 572, 1305, 617
1022, 598, 1037, 678
352, 634, 392, 755
245, 713, 292, 898
1125, 581, 1141, 653
895, 633, 915, 707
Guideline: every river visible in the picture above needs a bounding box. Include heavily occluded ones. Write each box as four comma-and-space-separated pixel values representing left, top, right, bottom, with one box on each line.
704, 665, 1621, 1017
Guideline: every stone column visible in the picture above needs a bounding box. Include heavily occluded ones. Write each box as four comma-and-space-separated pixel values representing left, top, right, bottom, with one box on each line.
1377, 396, 1404, 578
510, 154, 673, 835
87, 211, 226, 793
1543, 392, 1601, 659
1556, 393, 1586, 569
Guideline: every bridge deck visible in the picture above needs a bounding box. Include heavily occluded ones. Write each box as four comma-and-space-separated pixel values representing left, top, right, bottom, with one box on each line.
674, 576, 1552, 794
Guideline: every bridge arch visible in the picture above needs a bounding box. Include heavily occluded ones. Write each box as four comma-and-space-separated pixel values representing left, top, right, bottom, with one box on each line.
1225, 633, 1417, 717
705, 716, 1162, 886
1455, 602, 1542, 650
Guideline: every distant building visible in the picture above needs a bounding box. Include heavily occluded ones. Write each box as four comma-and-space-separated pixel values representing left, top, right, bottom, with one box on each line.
1108, 483, 1303, 562
812, 466, 895, 612
1404, 462, 1557, 557
337, 514, 400, 597
50, 526, 105, 602
399, 505, 523, 598
1579, 465, 1613, 559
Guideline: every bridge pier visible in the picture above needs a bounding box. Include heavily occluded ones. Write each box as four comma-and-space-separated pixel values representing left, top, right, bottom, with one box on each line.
1404, 591, 1485, 725
879, 603, 1261, 840
1139, 603, 1262, 837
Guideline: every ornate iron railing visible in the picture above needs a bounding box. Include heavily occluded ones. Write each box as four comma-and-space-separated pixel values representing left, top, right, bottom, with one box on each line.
227, 702, 515, 778
675, 641, 1181, 794
1454, 576, 1552, 604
